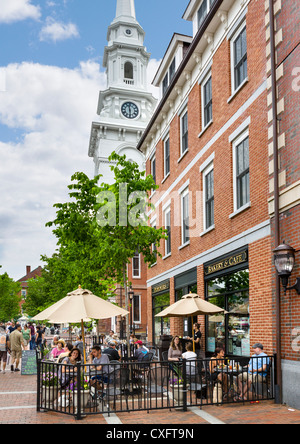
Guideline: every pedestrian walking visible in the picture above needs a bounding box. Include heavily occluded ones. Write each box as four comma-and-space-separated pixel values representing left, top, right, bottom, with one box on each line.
22, 324, 31, 350
28, 322, 36, 350
0, 325, 10, 374
9, 324, 25, 372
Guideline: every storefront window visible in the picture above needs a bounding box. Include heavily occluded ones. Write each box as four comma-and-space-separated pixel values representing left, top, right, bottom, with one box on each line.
175, 283, 197, 336
206, 269, 249, 356
153, 292, 170, 344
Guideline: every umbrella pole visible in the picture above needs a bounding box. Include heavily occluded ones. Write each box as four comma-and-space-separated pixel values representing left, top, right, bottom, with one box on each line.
81, 319, 87, 365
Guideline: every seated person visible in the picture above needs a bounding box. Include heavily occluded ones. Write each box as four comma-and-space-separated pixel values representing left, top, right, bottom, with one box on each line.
104, 330, 115, 346
74, 335, 84, 357
168, 336, 183, 378
209, 347, 228, 394
182, 341, 197, 376
134, 341, 149, 361
59, 347, 82, 388
88, 345, 112, 388
51, 335, 59, 349
57, 342, 74, 363
102, 341, 120, 361
168, 336, 182, 362
237, 343, 270, 400
51, 339, 65, 359
129, 334, 138, 344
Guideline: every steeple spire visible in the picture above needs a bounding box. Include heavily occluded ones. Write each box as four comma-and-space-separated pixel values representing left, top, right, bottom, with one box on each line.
115, 0, 136, 21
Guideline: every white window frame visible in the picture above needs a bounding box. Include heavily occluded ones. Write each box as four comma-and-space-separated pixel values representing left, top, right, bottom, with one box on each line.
197, 0, 210, 29
150, 151, 156, 197
132, 294, 141, 324
180, 107, 188, 158
230, 21, 248, 96
202, 162, 214, 232
164, 206, 171, 257
164, 135, 170, 179
232, 129, 250, 215
150, 216, 157, 265
132, 251, 141, 279
201, 71, 213, 131
180, 187, 190, 247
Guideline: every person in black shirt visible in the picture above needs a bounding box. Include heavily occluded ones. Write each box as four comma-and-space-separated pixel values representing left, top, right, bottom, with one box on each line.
188, 323, 202, 357
102, 341, 120, 361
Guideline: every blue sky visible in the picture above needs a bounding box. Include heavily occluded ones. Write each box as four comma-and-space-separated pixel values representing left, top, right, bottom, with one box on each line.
0, 0, 193, 281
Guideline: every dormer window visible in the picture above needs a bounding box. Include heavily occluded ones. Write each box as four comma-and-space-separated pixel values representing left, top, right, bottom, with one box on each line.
198, 0, 214, 29
162, 57, 176, 96
169, 58, 176, 82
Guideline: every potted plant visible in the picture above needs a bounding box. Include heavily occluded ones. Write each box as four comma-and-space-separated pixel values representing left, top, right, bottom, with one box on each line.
169, 377, 190, 405
41, 371, 60, 406
68, 374, 90, 411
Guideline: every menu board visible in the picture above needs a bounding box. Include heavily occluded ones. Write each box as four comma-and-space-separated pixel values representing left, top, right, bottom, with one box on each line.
21, 350, 37, 375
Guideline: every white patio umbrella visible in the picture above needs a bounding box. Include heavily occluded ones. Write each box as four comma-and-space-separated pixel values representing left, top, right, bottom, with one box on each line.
33, 285, 129, 363
155, 293, 227, 352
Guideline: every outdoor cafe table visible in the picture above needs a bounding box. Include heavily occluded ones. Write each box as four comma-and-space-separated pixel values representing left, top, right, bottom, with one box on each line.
215, 366, 241, 399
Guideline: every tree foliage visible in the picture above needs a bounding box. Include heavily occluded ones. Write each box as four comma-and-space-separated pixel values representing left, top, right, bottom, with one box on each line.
25, 153, 167, 332
0, 272, 21, 322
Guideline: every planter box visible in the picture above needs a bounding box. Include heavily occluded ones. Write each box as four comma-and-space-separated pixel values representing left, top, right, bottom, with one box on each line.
169, 384, 189, 404
73, 390, 91, 412
41, 386, 59, 408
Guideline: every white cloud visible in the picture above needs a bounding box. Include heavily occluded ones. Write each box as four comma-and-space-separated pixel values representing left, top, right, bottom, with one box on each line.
0, 0, 41, 23
39, 17, 79, 42
0, 58, 160, 281
0, 60, 106, 280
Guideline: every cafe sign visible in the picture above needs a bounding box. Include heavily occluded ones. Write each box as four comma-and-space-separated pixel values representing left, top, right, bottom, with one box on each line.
152, 280, 170, 295
204, 250, 248, 277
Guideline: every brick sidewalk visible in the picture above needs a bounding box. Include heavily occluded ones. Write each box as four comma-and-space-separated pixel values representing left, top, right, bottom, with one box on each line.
1, 370, 300, 424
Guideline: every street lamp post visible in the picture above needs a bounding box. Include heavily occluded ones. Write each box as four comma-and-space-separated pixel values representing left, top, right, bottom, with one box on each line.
128, 287, 134, 335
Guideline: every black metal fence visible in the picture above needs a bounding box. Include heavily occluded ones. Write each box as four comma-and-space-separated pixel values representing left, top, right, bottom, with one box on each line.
37, 355, 275, 420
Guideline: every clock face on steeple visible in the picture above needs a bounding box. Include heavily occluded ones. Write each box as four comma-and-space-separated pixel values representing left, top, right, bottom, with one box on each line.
121, 101, 139, 119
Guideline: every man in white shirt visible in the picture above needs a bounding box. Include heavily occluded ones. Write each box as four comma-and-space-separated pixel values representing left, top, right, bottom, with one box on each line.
182, 342, 197, 375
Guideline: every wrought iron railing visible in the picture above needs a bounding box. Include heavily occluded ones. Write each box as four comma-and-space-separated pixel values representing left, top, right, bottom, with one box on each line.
37, 355, 275, 420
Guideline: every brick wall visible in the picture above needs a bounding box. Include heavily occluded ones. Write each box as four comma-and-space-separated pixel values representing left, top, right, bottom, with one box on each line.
143, 0, 276, 353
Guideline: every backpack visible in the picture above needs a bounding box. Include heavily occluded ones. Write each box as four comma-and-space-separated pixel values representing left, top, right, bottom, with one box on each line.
0, 330, 7, 352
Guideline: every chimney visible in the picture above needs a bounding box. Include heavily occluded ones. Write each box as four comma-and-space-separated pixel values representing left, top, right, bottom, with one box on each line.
26, 265, 31, 276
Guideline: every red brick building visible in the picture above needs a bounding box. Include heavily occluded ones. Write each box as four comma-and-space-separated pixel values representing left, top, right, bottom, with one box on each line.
137, 0, 300, 408
17, 265, 42, 313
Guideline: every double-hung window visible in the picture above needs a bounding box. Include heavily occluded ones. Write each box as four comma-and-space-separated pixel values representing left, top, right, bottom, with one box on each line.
198, 0, 208, 28
164, 207, 171, 256
164, 137, 170, 177
132, 250, 141, 279
180, 110, 188, 156
132, 294, 141, 323
151, 154, 156, 189
202, 74, 212, 129
162, 58, 176, 96
232, 25, 247, 91
169, 58, 176, 83
203, 165, 214, 230
151, 217, 157, 263
233, 132, 250, 211
181, 188, 190, 245
162, 74, 169, 96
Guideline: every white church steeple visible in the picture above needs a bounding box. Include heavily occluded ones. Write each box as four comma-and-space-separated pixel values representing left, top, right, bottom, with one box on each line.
88, 0, 157, 182
115, 0, 136, 22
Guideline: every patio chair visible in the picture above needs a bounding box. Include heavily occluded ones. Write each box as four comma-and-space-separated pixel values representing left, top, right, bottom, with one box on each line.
104, 366, 130, 411
132, 352, 154, 391
185, 359, 208, 400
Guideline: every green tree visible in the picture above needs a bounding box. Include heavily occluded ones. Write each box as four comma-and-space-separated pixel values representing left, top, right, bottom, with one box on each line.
0, 272, 21, 322
46, 152, 167, 341
24, 252, 116, 318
